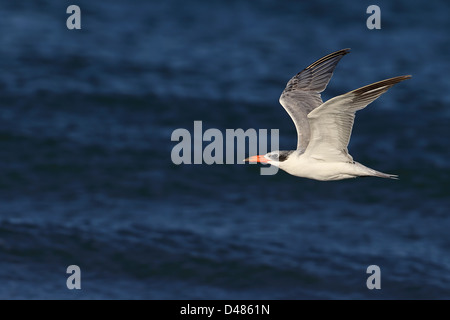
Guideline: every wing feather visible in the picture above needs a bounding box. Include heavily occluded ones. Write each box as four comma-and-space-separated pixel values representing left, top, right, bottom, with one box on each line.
304, 75, 411, 162
279, 49, 350, 151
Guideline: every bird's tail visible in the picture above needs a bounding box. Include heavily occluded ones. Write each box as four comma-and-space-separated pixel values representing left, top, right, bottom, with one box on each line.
372, 171, 398, 180
355, 162, 398, 180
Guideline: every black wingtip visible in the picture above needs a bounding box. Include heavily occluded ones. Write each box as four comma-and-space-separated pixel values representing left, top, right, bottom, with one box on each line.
352, 75, 411, 96
306, 48, 351, 70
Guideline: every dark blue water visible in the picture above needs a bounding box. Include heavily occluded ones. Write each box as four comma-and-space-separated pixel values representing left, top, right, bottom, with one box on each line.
0, 0, 449, 299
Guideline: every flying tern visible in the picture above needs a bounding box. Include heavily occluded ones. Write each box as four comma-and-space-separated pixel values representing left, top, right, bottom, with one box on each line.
245, 49, 410, 181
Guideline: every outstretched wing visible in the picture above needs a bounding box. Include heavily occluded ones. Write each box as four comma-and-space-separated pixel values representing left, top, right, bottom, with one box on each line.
279, 48, 350, 152
304, 75, 411, 162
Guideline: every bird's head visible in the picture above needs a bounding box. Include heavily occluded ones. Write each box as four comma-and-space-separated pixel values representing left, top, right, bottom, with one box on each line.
244, 150, 293, 167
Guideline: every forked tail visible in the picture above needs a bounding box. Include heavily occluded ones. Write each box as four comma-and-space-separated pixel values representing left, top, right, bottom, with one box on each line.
355, 162, 398, 180
372, 170, 398, 180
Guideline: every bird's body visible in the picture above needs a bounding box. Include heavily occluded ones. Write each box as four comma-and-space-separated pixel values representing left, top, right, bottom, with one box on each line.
277, 154, 396, 181
245, 49, 410, 181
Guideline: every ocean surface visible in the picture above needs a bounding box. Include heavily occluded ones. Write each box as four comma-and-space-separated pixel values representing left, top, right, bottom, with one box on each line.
0, 0, 449, 299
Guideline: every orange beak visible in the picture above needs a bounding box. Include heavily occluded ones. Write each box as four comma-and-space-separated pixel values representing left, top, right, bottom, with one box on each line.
244, 155, 270, 163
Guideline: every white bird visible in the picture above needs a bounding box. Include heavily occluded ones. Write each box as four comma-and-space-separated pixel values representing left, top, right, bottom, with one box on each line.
245, 49, 411, 181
